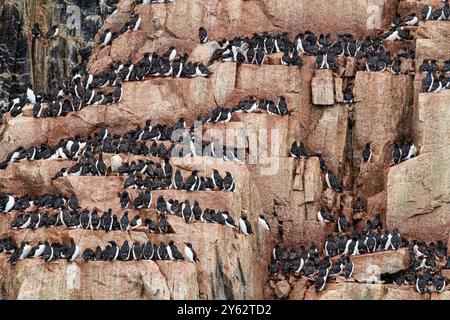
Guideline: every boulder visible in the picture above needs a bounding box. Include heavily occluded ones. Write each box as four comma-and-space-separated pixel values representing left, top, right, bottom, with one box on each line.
351, 249, 410, 283
386, 149, 450, 242
271, 280, 291, 299
288, 278, 309, 300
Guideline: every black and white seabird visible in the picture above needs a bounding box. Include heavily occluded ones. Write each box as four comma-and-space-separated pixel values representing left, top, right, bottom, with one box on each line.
337, 212, 347, 233
324, 235, 338, 257
317, 208, 334, 223
32, 23, 42, 38
239, 213, 253, 236
198, 27, 208, 43
67, 237, 80, 262
184, 242, 199, 262
181, 200, 193, 223
343, 256, 354, 278
100, 28, 113, 47
45, 25, 59, 39
402, 139, 417, 160
0, 194, 15, 213
362, 142, 372, 163
392, 142, 402, 164
10, 241, 32, 265
258, 215, 270, 231
113, 83, 123, 103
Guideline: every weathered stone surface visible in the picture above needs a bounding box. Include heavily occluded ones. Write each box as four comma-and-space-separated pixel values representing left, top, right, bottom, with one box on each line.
386, 149, 450, 242
303, 157, 323, 204
305, 283, 385, 300
418, 91, 450, 154
353, 72, 413, 167
190, 43, 217, 66
0, 0, 118, 99
305, 283, 426, 300
415, 21, 450, 71
271, 280, 291, 299
288, 278, 308, 300
351, 249, 410, 283
382, 286, 427, 300
0, 160, 74, 195
352, 71, 414, 205
311, 70, 335, 105
307, 104, 348, 174
386, 87, 450, 242
302, 221, 335, 252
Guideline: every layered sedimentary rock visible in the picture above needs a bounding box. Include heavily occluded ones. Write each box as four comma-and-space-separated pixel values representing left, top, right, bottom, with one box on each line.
386, 91, 450, 242
89, 0, 398, 73
1, 0, 449, 300
0, 0, 119, 99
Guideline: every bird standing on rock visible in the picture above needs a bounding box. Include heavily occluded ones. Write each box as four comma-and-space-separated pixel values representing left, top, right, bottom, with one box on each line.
184, 242, 199, 262
258, 215, 270, 231
392, 142, 402, 164
362, 142, 372, 163
325, 170, 342, 192
239, 213, 253, 236
46, 25, 59, 39
32, 23, 42, 38
198, 27, 208, 43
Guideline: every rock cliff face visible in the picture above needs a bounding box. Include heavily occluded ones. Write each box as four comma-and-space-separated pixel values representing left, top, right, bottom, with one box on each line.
0, 0, 118, 99
0, 0, 449, 300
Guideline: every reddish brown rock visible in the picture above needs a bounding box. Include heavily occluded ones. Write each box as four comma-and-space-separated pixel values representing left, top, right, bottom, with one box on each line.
415, 21, 450, 71
0, 160, 74, 196
271, 280, 291, 299
351, 249, 410, 283
288, 278, 309, 300
304, 282, 385, 300
311, 70, 335, 105
387, 90, 450, 242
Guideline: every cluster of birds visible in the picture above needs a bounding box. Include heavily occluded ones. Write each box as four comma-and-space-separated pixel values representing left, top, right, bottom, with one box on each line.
0, 20, 212, 124
1, 237, 79, 264
268, 214, 450, 294
0, 111, 235, 170
98, 11, 211, 79
422, 0, 450, 21
219, 95, 290, 117
81, 240, 198, 262
0, 237, 200, 264
0, 79, 122, 120
382, 12, 418, 42
31, 23, 60, 40
207, 26, 416, 76
8, 206, 175, 233
268, 242, 355, 293
0, 193, 78, 214
121, 192, 234, 226
361, 139, 417, 166
122, 167, 236, 193
391, 139, 417, 165
420, 59, 450, 93
386, 240, 449, 294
